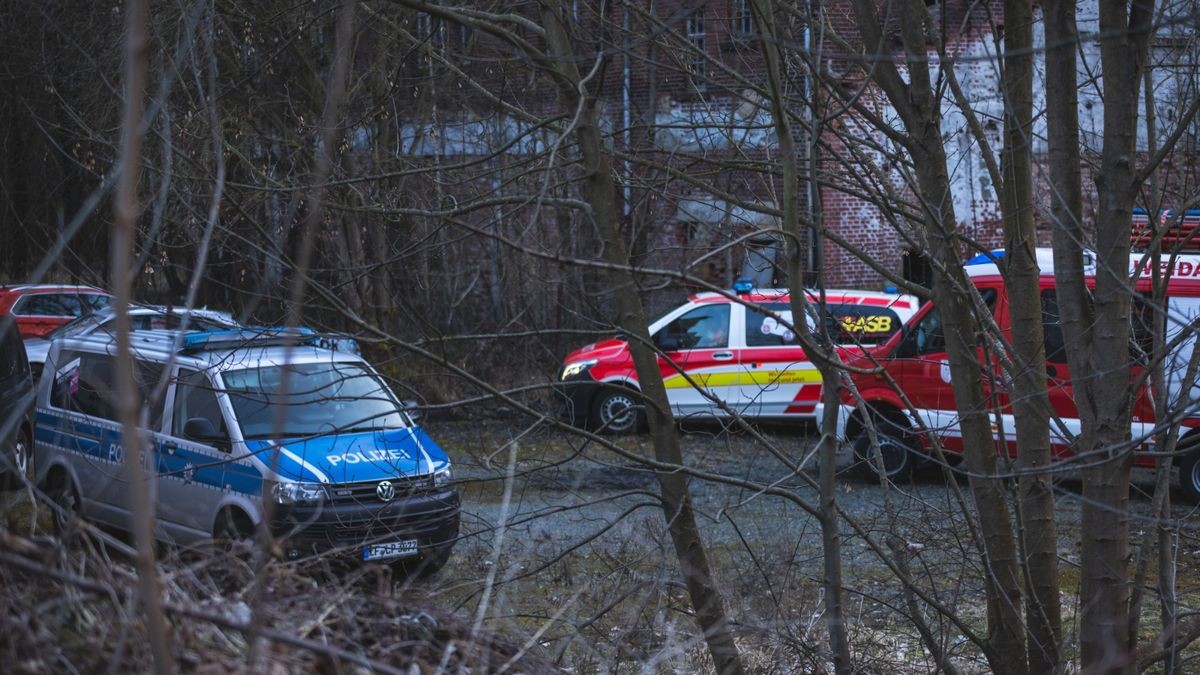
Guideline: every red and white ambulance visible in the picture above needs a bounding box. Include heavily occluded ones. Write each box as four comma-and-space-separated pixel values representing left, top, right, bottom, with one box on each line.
823, 245, 1200, 500
555, 286, 920, 433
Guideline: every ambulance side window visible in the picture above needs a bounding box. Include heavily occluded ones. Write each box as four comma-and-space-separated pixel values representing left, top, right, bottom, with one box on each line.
903, 308, 945, 356
745, 303, 795, 347
1044, 289, 1119, 365
657, 305, 730, 350
173, 369, 227, 447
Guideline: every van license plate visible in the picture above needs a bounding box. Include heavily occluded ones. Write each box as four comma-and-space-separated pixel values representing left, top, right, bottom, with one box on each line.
363, 540, 419, 561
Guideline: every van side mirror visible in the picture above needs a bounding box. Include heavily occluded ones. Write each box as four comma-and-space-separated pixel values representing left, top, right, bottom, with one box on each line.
184, 417, 226, 445
401, 399, 421, 422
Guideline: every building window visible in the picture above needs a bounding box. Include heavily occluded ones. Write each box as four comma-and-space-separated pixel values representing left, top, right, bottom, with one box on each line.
735, 0, 755, 35
687, 9, 706, 80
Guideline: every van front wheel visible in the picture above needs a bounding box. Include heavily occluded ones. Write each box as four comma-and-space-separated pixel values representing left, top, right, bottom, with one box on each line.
44, 470, 80, 537
213, 508, 256, 554
4, 428, 33, 490
854, 421, 916, 483
591, 387, 644, 435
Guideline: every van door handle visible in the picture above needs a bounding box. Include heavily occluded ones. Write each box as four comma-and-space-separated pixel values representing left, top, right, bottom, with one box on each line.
162, 440, 178, 455
713, 352, 734, 360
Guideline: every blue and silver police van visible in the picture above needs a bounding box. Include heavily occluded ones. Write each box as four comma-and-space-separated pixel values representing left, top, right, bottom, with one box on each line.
33, 327, 460, 573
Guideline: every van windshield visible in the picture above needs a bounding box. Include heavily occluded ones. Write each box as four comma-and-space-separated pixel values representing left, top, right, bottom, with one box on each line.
222, 362, 409, 439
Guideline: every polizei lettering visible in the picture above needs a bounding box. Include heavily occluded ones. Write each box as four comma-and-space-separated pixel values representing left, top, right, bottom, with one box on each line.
327, 449, 410, 466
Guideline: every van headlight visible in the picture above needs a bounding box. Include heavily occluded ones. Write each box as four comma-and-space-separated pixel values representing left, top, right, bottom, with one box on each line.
432, 466, 453, 488
272, 481, 326, 505
560, 359, 598, 380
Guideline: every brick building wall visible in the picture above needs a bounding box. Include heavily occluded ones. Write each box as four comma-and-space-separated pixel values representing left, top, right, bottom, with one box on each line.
396, 1, 1198, 300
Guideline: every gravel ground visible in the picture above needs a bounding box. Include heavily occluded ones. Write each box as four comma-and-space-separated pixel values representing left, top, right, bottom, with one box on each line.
420, 416, 1200, 673
6, 415, 1200, 673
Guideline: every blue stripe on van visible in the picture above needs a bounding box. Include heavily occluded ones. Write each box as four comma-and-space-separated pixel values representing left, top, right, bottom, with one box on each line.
36, 410, 263, 495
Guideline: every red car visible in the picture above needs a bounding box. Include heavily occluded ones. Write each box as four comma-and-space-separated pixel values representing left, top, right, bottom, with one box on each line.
0, 285, 113, 338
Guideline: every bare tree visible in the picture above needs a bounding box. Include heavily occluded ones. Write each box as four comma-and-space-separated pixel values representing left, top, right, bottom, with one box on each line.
111, 0, 173, 673
1046, 0, 1160, 669
837, 0, 1029, 670
997, 0, 1063, 669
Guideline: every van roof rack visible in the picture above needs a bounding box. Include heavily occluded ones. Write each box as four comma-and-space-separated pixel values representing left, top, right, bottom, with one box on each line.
1132, 209, 1200, 251
180, 326, 317, 353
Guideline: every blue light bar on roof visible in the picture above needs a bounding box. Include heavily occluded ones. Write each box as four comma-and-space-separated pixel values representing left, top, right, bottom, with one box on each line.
966, 250, 1006, 265
181, 326, 317, 352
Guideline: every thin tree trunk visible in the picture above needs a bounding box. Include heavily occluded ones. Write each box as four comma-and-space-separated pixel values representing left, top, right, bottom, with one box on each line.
1073, 1, 1155, 670
245, 0, 358, 668
999, 0, 1063, 669
843, 0, 1029, 669
112, 0, 174, 672
751, 0, 851, 670
538, 5, 745, 674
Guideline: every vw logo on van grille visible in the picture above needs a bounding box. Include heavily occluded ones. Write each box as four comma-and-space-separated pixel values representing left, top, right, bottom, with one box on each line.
376, 480, 396, 502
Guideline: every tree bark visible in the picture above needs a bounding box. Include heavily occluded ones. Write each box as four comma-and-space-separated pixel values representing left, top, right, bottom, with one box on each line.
999, 0, 1063, 670
537, 5, 746, 674
112, 0, 174, 672
1072, 0, 1154, 670
844, 0, 1028, 670
751, 0, 852, 671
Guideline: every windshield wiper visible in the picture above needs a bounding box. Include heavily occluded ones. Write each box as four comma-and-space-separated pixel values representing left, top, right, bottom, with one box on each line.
241, 431, 308, 441
332, 425, 405, 434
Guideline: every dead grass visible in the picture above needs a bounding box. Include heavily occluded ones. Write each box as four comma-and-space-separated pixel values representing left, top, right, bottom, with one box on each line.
5, 419, 1200, 672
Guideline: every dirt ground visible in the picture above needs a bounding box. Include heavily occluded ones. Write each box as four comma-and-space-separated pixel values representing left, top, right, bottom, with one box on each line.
4, 416, 1200, 673
431, 416, 1200, 673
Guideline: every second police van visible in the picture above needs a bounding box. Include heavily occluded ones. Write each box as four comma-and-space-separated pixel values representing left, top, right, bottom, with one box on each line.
824, 238, 1200, 501
34, 327, 459, 574
556, 285, 920, 433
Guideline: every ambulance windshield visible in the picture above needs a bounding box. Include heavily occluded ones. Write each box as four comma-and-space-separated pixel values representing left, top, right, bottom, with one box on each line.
222, 362, 409, 439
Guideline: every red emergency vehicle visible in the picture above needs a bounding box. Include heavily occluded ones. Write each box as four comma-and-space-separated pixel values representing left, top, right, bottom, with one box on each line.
825, 246, 1200, 501
555, 286, 919, 434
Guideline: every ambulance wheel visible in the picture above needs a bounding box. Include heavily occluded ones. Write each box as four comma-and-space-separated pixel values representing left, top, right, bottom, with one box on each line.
44, 469, 80, 536
1179, 449, 1200, 504
854, 418, 916, 482
591, 387, 644, 435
